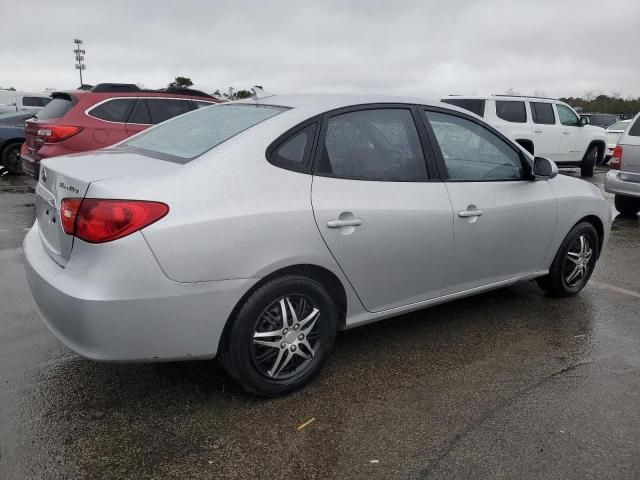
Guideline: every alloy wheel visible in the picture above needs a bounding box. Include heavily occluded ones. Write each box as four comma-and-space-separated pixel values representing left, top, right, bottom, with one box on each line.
251, 295, 321, 379
563, 234, 593, 287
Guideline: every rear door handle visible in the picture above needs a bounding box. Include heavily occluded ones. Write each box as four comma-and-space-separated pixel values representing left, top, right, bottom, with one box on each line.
327, 218, 363, 228
563, 131, 571, 135
458, 209, 484, 218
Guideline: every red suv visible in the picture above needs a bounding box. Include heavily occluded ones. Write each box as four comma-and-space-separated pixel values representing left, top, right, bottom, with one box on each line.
21, 83, 220, 178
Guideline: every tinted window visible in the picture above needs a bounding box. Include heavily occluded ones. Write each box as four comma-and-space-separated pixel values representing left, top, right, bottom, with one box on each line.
121, 104, 285, 163
129, 100, 151, 124
89, 98, 136, 122
495, 101, 527, 123
269, 123, 317, 171
22, 96, 51, 107
146, 99, 194, 124
556, 104, 579, 126
318, 109, 427, 181
628, 117, 640, 137
426, 110, 523, 181
36, 97, 74, 120
441, 98, 486, 117
530, 102, 555, 125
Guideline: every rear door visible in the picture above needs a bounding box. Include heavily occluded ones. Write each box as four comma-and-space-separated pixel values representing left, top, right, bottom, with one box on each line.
85, 97, 137, 147
311, 106, 453, 312
422, 107, 557, 294
529, 101, 560, 160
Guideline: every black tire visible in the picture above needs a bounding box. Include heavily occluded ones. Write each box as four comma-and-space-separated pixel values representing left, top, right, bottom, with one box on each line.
1, 141, 23, 174
615, 194, 640, 216
536, 222, 599, 297
580, 145, 597, 177
219, 274, 338, 397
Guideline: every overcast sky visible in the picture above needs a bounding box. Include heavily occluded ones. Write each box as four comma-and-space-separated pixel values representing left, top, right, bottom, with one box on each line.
2, 0, 639, 99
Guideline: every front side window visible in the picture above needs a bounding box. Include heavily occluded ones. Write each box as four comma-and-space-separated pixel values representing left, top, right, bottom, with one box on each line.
556, 104, 579, 126
530, 102, 555, 125
317, 109, 427, 181
121, 104, 286, 163
495, 101, 527, 123
426, 110, 523, 181
88, 98, 136, 122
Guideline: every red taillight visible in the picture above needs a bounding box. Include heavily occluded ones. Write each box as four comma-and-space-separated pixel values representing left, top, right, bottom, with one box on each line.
60, 198, 169, 243
610, 146, 623, 170
35, 125, 83, 143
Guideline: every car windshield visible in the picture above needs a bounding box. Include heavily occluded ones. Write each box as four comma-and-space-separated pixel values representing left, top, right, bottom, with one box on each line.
120, 103, 287, 163
608, 121, 629, 131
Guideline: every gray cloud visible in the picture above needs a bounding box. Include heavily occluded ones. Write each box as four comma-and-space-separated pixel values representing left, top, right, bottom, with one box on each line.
2, 0, 639, 99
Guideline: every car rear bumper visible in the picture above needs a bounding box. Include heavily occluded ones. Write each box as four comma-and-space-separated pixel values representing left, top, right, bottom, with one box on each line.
23, 223, 257, 362
20, 153, 39, 179
604, 170, 640, 198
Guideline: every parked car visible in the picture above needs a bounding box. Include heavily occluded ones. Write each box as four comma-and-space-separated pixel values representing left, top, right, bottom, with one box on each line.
605, 120, 632, 159
20, 83, 220, 179
0, 91, 51, 114
605, 112, 640, 216
0, 111, 33, 173
441, 95, 606, 176
580, 113, 619, 129
24, 94, 611, 396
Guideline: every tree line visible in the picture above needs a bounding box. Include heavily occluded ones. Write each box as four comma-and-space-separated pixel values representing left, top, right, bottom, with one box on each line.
558, 94, 640, 115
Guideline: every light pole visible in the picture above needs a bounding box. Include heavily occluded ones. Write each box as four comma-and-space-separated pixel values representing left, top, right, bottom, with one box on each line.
73, 39, 86, 87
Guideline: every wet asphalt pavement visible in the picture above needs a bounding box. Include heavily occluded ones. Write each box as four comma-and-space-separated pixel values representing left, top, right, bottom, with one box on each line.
0, 169, 639, 479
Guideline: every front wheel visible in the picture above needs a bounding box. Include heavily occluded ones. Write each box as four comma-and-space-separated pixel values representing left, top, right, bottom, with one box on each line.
219, 275, 338, 397
580, 146, 597, 177
614, 195, 640, 217
536, 222, 599, 297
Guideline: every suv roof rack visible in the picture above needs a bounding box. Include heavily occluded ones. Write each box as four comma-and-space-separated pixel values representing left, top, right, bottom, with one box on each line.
493, 94, 558, 101
90, 83, 214, 99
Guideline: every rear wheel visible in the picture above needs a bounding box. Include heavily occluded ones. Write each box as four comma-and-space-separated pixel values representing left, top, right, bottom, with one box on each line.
0, 142, 23, 174
536, 222, 599, 297
615, 195, 640, 216
219, 274, 338, 397
580, 145, 597, 177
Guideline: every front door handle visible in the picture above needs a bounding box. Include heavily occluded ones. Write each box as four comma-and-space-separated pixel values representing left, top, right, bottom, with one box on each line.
327, 218, 363, 228
533, 129, 542, 133
563, 131, 571, 135
458, 209, 484, 218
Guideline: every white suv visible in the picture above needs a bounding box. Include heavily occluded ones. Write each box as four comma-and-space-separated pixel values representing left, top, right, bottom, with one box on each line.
441, 95, 607, 177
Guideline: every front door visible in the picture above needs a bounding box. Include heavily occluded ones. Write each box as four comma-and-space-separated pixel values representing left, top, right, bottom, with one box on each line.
423, 108, 558, 294
311, 107, 454, 312
556, 104, 585, 162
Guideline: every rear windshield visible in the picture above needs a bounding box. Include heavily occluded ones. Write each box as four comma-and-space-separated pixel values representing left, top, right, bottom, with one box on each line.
441, 98, 486, 117
36, 96, 74, 120
608, 121, 629, 131
628, 117, 640, 137
23, 96, 51, 107
120, 104, 287, 163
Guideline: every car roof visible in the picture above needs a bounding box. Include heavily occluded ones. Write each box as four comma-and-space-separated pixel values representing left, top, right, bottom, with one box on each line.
237, 93, 446, 110
442, 94, 560, 103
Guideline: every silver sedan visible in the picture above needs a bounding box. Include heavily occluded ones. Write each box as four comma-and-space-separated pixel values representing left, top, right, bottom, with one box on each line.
24, 94, 611, 396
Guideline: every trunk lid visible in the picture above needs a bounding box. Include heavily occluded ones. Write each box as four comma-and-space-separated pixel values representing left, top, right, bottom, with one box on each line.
25, 92, 77, 160
35, 150, 180, 266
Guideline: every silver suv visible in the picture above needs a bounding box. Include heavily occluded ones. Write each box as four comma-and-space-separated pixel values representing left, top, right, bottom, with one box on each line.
605, 112, 640, 215
442, 95, 607, 177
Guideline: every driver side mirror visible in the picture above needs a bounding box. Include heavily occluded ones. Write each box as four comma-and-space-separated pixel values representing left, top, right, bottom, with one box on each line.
579, 117, 589, 126
532, 157, 558, 180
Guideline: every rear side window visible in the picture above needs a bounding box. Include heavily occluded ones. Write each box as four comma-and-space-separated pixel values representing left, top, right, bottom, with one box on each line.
36, 97, 75, 120
146, 99, 194, 124
317, 108, 427, 181
530, 102, 555, 125
628, 117, 640, 137
441, 98, 486, 117
121, 104, 286, 163
268, 123, 317, 172
23, 96, 51, 107
88, 98, 136, 122
495, 101, 527, 123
